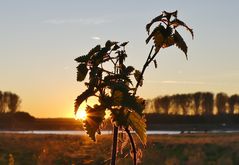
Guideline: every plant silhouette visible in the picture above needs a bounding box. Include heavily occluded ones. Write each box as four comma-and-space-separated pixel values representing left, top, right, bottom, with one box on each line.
74, 10, 193, 165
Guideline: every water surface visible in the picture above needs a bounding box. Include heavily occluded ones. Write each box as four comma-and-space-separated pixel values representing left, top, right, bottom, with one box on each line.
1, 130, 239, 135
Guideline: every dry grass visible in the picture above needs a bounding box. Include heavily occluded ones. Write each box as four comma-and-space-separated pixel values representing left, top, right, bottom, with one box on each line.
0, 133, 112, 165
0, 133, 239, 164
149, 133, 239, 144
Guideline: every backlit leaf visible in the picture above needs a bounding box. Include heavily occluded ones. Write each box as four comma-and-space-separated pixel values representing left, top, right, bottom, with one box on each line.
122, 96, 145, 115
107, 81, 129, 94
135, 96, 146, 114
74, 89, 94, 114
162, 35, 175, 48
146, 13, 164, 34
146, 10, 178, 35
120, 41, 129, 47
146, 25, 168, 54
83, 105, 105, 141
162, 26, 173, 38
74, 55, 90, 63
174, 30, 188, 59
112, 90, 124, 105
112, 44, 120, 51
124, 66, 135, 75
105, 40, 117, 49
76, 64, 88, 81
91, 47, 108, 65
128, 111, 147, 146
171, 18, 194, 39
152, 32, 164, 54
146, 25, 164, 44
110, 108, 129, 127
88, 45, 101, 56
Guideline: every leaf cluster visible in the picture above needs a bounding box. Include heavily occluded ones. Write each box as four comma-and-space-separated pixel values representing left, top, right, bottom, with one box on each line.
146, 10, 193, 59
74, 41, 146, 144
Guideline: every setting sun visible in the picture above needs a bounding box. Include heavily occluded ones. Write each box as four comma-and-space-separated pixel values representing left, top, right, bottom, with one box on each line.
75, 108, 87, 120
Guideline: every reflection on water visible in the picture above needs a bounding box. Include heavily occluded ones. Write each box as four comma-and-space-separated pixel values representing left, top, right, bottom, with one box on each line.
1, 130, 239, 135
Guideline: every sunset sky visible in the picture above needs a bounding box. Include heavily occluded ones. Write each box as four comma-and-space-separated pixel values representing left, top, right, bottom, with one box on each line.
1, 1, 239, 118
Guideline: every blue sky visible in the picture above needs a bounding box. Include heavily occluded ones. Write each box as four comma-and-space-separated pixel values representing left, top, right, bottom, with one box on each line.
1, 0, 239, 117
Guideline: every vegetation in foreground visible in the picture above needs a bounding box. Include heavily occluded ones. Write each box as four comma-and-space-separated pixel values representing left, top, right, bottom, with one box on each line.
1, 133, 239, 165
73, 10, 193, 164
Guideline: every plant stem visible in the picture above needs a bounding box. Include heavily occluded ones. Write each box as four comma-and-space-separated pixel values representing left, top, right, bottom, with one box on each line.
125, 128, 137, 165
133, 45, 154, 95
111, 125, 118, 165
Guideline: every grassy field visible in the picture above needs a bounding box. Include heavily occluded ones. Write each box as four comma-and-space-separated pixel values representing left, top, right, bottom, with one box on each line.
1, 133, 239, 165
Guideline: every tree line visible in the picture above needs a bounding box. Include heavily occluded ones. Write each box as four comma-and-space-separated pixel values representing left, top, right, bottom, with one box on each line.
145, 92, 239, 115
0, 91, 21, 113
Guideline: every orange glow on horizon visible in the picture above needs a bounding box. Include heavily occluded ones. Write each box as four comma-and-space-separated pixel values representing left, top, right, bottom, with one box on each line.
74, 97, 112, 120
75, 108, 111, 120
75, 108, 87, 120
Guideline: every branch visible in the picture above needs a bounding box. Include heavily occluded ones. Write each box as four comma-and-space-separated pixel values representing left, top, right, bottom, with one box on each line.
125, 127, 137, 165
133, 45, 154, 95
111, 124, 118, 165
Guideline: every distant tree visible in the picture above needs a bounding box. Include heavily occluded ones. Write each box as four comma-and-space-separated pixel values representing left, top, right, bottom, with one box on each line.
216, 92, 228, 115
153, 96, 171, 114
8, 94, 21, 113
171, 94, 182, 115
0, 91, 21, 113
228, 94, 239, 114
0, 91, 3, 113
160, 96, 171, 114
3, 92, 10, 113
236, 95, 239, 113
150, 92, 239, 116
154, 97, 162, 113
201, 92, 214, 115
193, 92, 202, 115
180, 94, 193, 115
171, 94, 192, 115
144, 99, 156, 113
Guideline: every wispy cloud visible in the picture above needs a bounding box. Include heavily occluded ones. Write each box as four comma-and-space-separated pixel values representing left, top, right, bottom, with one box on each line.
161, 80, 205, 85
43, 18, 110, 25
145, 80, 206, 85
91, 36, 101, 40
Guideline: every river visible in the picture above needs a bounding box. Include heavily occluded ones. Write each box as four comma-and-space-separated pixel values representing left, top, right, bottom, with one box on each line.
1, 130, 239, 135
